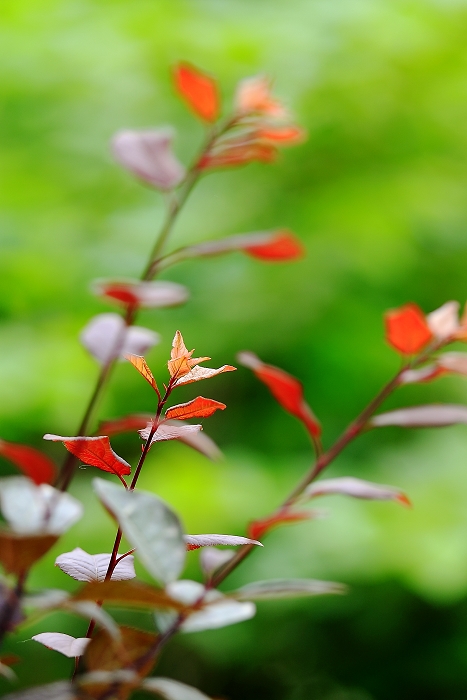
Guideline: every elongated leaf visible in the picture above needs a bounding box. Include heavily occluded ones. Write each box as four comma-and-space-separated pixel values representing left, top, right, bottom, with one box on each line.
165, 397, 226, 421
200, 548, 235, 577
139, 423, 202, 445
399, 365, 444, 384
78, 669, 139, 691
112, 128, 186, 190
0, 440, 55, 485
99, 413, 153, 436
384, 303, 433, 355
437, 352, 467, 375
238, 351, 320, 437
92, 279, 188, 309
257, 125, 306, 145
235, 75, 286, 117
199, 142, 276, 170
143, 677, 213, 700
243, 230, 305, 260
32, 633, 90, 658
0, 531, 58, 575
3, 681, 78, 700
43, 435, 131, 478
24, 589, 70, 610
55, 548, 135, 582
248, 508, 319, 541
173, 63, 219, 122
371, 404, 467, 428
164, 420, 222, 461
81, 313, 159, 364
125, 355, 159, 393
184, 534, 262, 551
426, 301, 460, 340
303, 477, 411, 507
93, 479, 186, 585
174, 365, 236, 386
232, 578, 347, 600
72, 580, 186, 611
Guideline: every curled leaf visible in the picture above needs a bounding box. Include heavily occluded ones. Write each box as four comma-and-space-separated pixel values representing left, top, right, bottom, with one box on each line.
173, 63, 219, 122
184, 534, 262, 551
0, 440, 55, 485
231, 578, 347, 600
81, 313, 159, 365
384, 303, 433, 355
303, 477, 411, 507
371, 404, 467, 428
43, 435, 131, 479
165, 397, 226, 421
112, 128, 186, 190
32, 633, 90, 658
168, 330, 210, 380
55, 548, 136, 582
238, 351, 320, 437
92, 279, 188, 309
426, 301, 460, 340
139, 423, 202, 445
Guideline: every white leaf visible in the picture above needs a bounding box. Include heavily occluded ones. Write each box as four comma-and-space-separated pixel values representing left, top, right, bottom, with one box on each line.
231, 578, 347, 600
3, 681, 77, 700
65, 601, 120, 640
55, 547, 135, 582
200, 548, 235, 577
184, 534, 262, 549
79, 670, 139, 689
437, 352, 467, 375
143, 677, 213, 700
399, 365, 439, 384
303, 477, 410, 506
31, 632, 90, 658
92, 279, 189, 309
139, 423, 202, 444
80, 313, 159, 364
174, 365, 236, 386
112, 129, 186, 190
164, 420, 222, 460
24, 589, 70, 610
426, 301, 459, 340
93, 479, 186, 585
371, 404, 467, 428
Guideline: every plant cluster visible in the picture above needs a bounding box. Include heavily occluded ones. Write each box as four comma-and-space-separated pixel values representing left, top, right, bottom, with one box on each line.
1, 63, 467, 700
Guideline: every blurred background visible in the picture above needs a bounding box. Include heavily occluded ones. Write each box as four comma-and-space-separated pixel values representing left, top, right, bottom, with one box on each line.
2, 0, 467, 697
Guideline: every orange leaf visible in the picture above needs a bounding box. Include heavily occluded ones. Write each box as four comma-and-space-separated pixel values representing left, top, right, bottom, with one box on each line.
0, 440, 55, 485
125, 355, 159, 393
243, 230, 305, 261
173, 63, 219, 122
165, 397, 226, 421
198, 143, 276, 170
257, 125, 306, 145
235, 75, 286, 117
238, 352, 321, 437
43, 435, 131, 478
168, 330, 210, 379
99, 414, 153, 436
248, 509, 315, 541
385, 303, 433, 355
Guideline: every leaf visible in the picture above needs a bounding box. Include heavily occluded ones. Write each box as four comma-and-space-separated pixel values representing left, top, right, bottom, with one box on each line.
32, 633, 90, 658
43, 435, 131, 479
235, 75, 286, 117
55, 548, 136, 582
242, 230, 305, 261
247, 508, 319, 541
64, 601, 121, 641
173, 63, 219, 122
257, 125, 306, 145
371, 404, 467, 428
168, 330, 210, 379
231, 578, 347, 600
198, 143, 276, 170
399, 365, 445, 384
303, 477, 411, 507
199, 548, 235, 577
164, 420, 222, 461
84, 626, 157, 676
72, 580, 186, 612
93, 479, 186, 585
0, 531, 58, 575
3, 681, 78, 700
426, 301, 460, 340
78, 670, 139, 699
125, 355, 159, 393
81, 313, 159, 365
238, 351, 321, 437
99, 414, 153, 436
23, 589, 70, 610
0, 440, 55, 485
184, 534, 262, 551
139, 423, 202, 445
174, 365, 236, 386
0, 477, 83, 535
143, 677, 214, 700
437, 352, 467, 375
165, 397, 226, 421
384, 303, 433, 355
112, 129, 186, 190
92, 279, 189, 309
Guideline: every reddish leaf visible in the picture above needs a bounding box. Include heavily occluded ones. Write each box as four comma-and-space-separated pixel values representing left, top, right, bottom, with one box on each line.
84, 626, 157, 678
0, 440, 55, 485
99, 414, 153, 436
243, 230, 305, 261
92, 279, 188, 309
184, 534, 262, 550
238, 351, 321, 437
168, 330, 210, 379
173, 63, 219, 122
235, 75, 286, 117
0, 531, 58, 575
43, 435, 131, 478
385, 303, 433, 355
125, 355, 159, 393
248, 509, 317, 541
257, 125, 306, 145
165, 397, 226, 421
72, 580, 186, 612
198, 143, 276, 170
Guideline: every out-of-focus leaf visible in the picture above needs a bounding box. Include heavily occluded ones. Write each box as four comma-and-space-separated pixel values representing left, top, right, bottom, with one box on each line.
384, 303, 433, 355
371, 404, 467, 428
231, 578, 347, 600
92, 279, 188, 309
0, 532, 58, 575
139, 423, 202, 445
164, 420, 222, 461
84, 626, 157, 680
55, 548, 136, 582
0, 477, 83, 535
303, 477, 411, 507
0, 656, 17, 682
43, 435, 131, 479
23, 589, 70, 610
125, 355, 159, 393
174, 365, 236, 386
80, 313, 159, 365
0, 440, 55, 485
64, 601, 120, 640
168, 330, 210, 380
257, 125, 306, 145
72, 580, 186, 612
198, 143, 276, 170
3, 681, 78, 700
235, 75, 286, 117
78, 669, 139, 692
399, 365, 445, 384
93, 479, 186, 585
184, 534, 262, 551
426, 301, 460, 340
99, 414, 153, 437
173, 63, 219, 122
242, 230, 305, 260
437, 352, 467, 375
248, 508, 320, 541
31, 632, 90, 658
143, 677, 213, 700
199, 548, 235, 577
112, 129, 186, 190
165, 397, 226, 421
238, 351, 321, 437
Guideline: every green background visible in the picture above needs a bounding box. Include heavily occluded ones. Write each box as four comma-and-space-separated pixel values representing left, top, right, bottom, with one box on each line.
2, 0, 467, 697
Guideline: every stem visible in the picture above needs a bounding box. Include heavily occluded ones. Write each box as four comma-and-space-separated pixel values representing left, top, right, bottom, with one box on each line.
0, 573, 26, 647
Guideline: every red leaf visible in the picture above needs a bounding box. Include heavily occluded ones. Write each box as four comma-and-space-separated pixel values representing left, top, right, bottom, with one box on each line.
0, 440, 56, 485
238, 351, 321, 437
43, 435, 131, 478
243, 230, 305, 261
173, 63, 219, 122
198, 143, 276, 170
165, 397, 226, 421
125, 354, 159, 393
257, 125, 306, 145
248, 509, 316, 541
99, 414, 153, 436
385, 303, 433, 355
92, 279, 188, 310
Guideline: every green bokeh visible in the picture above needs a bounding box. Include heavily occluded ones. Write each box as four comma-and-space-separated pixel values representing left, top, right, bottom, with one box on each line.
2, 0, 467, 698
